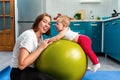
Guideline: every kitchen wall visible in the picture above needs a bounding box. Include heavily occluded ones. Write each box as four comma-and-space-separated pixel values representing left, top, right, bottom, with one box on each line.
118, 0, 120, 12
46, 0, 118, 19
17, 0, 44, 21
17, 0, 46, 35
16, 0, 119, 36
17, 0, 119, 21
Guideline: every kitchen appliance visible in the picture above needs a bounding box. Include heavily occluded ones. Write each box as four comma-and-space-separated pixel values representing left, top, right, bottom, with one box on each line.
111, 10, 120, 17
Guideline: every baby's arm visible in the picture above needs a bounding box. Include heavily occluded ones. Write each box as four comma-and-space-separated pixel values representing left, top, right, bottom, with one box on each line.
49, 27, 68, 42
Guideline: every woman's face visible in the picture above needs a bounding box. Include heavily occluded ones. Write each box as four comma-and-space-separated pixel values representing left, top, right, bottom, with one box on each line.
56, 21, 64, 32
38, 16, 51, 34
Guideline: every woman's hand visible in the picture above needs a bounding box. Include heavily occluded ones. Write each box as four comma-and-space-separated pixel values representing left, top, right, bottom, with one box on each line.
39, 39, 52, 49
48, 37, 56, 43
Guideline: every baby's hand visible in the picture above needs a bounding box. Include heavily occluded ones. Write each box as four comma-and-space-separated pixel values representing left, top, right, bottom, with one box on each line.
47, 38, 55, 43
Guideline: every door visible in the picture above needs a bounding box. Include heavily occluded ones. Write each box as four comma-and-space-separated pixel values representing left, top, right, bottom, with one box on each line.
0, 0, 15, 51
90, 22, 102, 53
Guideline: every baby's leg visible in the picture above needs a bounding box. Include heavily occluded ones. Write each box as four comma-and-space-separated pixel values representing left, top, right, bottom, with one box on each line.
78, 35, 100, 72
78, 35, 98, 64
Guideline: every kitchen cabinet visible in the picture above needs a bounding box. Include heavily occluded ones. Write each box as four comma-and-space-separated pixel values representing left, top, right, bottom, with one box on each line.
70, 22, 102, 53
89, 22, 102, 53
44, 21, 102, 54
43, 21, 90, 39
70, 22, 90, 36
104, 19, 120, 62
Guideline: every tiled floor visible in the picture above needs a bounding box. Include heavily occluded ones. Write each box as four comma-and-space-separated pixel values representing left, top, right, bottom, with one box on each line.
0, 52, 12, 71
88, 55, 120, 71
0, 52, 120, 71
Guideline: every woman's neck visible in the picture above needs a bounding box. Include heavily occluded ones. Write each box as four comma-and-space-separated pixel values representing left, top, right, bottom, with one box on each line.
35, 31, 42, 42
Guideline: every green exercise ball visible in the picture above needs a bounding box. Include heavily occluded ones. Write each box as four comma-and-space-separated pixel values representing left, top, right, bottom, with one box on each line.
35, 39, 88, 80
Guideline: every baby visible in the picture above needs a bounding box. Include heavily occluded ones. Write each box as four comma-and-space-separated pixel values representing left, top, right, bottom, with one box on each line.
49, 15, 100, 72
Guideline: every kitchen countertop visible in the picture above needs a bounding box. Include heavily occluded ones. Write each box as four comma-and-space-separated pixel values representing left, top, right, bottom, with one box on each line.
52, 16, 120, 22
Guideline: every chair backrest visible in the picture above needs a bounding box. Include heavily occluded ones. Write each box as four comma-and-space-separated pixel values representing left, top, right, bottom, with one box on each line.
0, 66, 11, 80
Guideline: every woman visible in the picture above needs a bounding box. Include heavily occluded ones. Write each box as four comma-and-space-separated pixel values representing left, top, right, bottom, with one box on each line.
10, 13, 56, 80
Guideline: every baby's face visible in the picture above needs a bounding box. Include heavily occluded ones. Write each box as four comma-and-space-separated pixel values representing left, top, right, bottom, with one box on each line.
56, 21, 64, 32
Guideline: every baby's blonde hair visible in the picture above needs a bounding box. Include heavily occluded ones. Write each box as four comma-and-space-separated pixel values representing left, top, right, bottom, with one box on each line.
57, 15, 70, 27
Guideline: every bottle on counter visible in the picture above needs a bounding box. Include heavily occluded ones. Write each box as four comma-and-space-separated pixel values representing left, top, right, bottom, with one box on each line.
89, 10, 94, 20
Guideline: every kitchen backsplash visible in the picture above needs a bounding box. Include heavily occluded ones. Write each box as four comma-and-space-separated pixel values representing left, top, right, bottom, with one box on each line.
46, 0, 118, 20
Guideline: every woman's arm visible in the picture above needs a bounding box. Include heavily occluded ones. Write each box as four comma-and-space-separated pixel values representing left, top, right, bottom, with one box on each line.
18, 39, 51, 70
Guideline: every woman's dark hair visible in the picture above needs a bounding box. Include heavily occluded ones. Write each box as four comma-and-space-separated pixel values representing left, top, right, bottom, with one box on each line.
32, 13, 52, 36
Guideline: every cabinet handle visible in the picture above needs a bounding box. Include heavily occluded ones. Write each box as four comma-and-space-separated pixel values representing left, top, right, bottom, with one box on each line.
73, 24, 80, 26
91, 24, 97, 26
112, 22, 117, 25
104, 23, 109, 26
52, 24, 56, 26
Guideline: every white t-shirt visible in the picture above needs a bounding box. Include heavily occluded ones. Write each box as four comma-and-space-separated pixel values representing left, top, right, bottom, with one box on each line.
63, 28, 78, 40
11, 29, 43, 68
